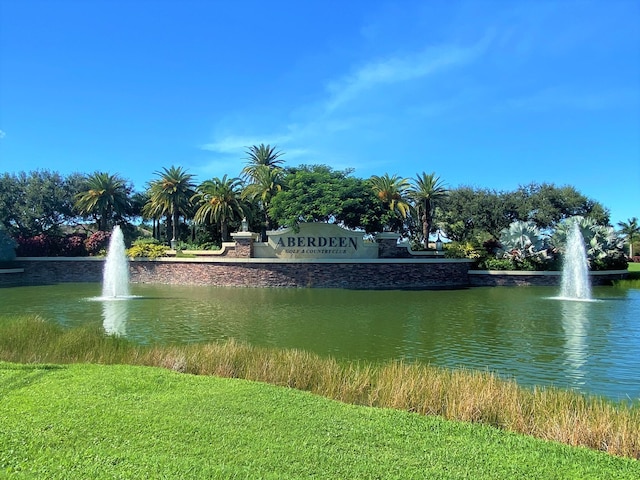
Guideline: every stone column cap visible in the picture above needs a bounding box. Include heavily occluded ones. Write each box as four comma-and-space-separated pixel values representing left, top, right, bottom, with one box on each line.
231, 232, 259, 240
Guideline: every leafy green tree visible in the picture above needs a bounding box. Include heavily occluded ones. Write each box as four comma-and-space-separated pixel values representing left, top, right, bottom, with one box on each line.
1, 171, 84, 237
75, 172, 131, 231
144, 166, 196, 245
409, 172, 448, 248
369, 174, 410, 230
617, 217, 639, 258
192, 175, 246, 241
514, 183, 609, 228
269, 165, 383, 232
241, 144, 284, 179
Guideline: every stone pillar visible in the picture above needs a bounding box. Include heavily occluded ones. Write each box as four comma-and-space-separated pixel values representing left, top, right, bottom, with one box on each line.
230, 231, 259, 258
376, 232, 401, 258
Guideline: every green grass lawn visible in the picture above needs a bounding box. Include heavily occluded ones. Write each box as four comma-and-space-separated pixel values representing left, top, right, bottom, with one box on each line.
628, 262, 640, 273
1, 362, 638, 479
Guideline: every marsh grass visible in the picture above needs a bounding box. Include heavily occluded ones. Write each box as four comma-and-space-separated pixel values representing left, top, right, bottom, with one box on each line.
1, 314, 638, 459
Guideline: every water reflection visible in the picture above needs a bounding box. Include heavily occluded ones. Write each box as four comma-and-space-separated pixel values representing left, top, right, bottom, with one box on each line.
1, 283, 638, 401
560, 301, 590, 386
102, 299, 129, 336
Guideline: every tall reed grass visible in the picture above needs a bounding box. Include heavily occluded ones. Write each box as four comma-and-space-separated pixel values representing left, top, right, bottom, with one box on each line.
1, 315, 638, 459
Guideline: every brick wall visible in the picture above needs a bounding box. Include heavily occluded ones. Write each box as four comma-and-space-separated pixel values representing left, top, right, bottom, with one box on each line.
1, 259, 103, 286
4, 258, 471, 289
129, 260, 471, 289
3, 259, 627, 289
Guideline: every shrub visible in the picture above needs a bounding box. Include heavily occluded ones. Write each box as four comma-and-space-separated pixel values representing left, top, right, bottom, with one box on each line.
479, 257, 515, 271
16, 234, 60, 257
60, 234, 87, 257
127, 238, 169, 259
444, 241, 481, 259
495, 221, 552, 268
85, 231, 111, 255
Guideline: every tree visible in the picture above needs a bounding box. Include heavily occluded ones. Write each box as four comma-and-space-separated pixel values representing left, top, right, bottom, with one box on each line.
242, 165, 283, 232
438, 186, 508, 243
617, 217, 639, 258
269, 165, 381, 231
241, 144, 284, 179
75, 172, 131, 231
192, 175, 246, 241
408, 172, 448, 248
1, 171, 84, 237
369, 174, 410, 229
514, 183, 610, 228
145, 166, 195, 245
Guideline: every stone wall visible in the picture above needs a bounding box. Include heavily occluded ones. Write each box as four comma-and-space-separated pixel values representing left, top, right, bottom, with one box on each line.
3, 258, 472, 289
468, 270, 629, 287
1, 259, 103, 286
129, 259, 471, 289
4, 259, 627, 289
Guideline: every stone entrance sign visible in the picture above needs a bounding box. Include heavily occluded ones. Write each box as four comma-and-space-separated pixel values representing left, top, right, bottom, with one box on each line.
264, 223, 378, 259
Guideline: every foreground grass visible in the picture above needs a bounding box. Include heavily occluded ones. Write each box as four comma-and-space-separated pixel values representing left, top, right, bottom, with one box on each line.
1, 362, 638, 479
0, 315, 639, 462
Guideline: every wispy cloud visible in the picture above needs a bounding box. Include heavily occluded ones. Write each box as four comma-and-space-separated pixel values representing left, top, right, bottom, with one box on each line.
0, 130, 5, 139
324, 36, 491, 113
199, 34, 493, 176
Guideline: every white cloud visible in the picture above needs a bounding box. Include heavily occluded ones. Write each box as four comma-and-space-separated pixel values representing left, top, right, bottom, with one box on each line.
324, 36, 491, 113
0, 130, 5, 139
198, 35, 492, 175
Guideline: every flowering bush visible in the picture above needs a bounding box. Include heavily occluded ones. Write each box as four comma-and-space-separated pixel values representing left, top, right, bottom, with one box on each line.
60, 234, 87, 257
85, 231, 110, 255
16, 234, 60, 257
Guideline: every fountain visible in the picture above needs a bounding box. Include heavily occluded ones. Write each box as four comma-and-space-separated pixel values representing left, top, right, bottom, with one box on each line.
559, 222, 592, 301
101, 225, 130, 298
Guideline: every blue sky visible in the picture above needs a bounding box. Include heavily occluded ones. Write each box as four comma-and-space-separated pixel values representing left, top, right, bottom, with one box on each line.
0, 0, 638, 226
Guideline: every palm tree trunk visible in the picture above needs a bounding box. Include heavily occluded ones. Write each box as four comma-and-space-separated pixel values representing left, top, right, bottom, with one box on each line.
221, 222, 228, 242
170, 208, 180, 250
422, 199, 431, 248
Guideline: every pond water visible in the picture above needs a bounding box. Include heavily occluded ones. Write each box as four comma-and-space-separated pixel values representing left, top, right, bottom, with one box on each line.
1, 283, 638, 402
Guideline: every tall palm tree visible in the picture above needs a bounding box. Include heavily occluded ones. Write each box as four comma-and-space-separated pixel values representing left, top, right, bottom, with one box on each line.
242, 165, 283, 231
241, 144, 284, 179
369, 174, 411, 220
74, 172, 130, 231
192, 175, 246, 241
618, 217, 639, 257
409, 172, 448, 248
144, 166, 195, 245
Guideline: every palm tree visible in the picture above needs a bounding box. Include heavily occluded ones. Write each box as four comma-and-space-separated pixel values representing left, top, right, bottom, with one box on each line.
144, 166, 195, 246
369, 174, 411, 221
618, 217, 639, 258
408, 172, 448, 248
192, 175, 246, 241
74, 172, 130, 231
242, 165, 283, 231
241, 144, 284, 179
